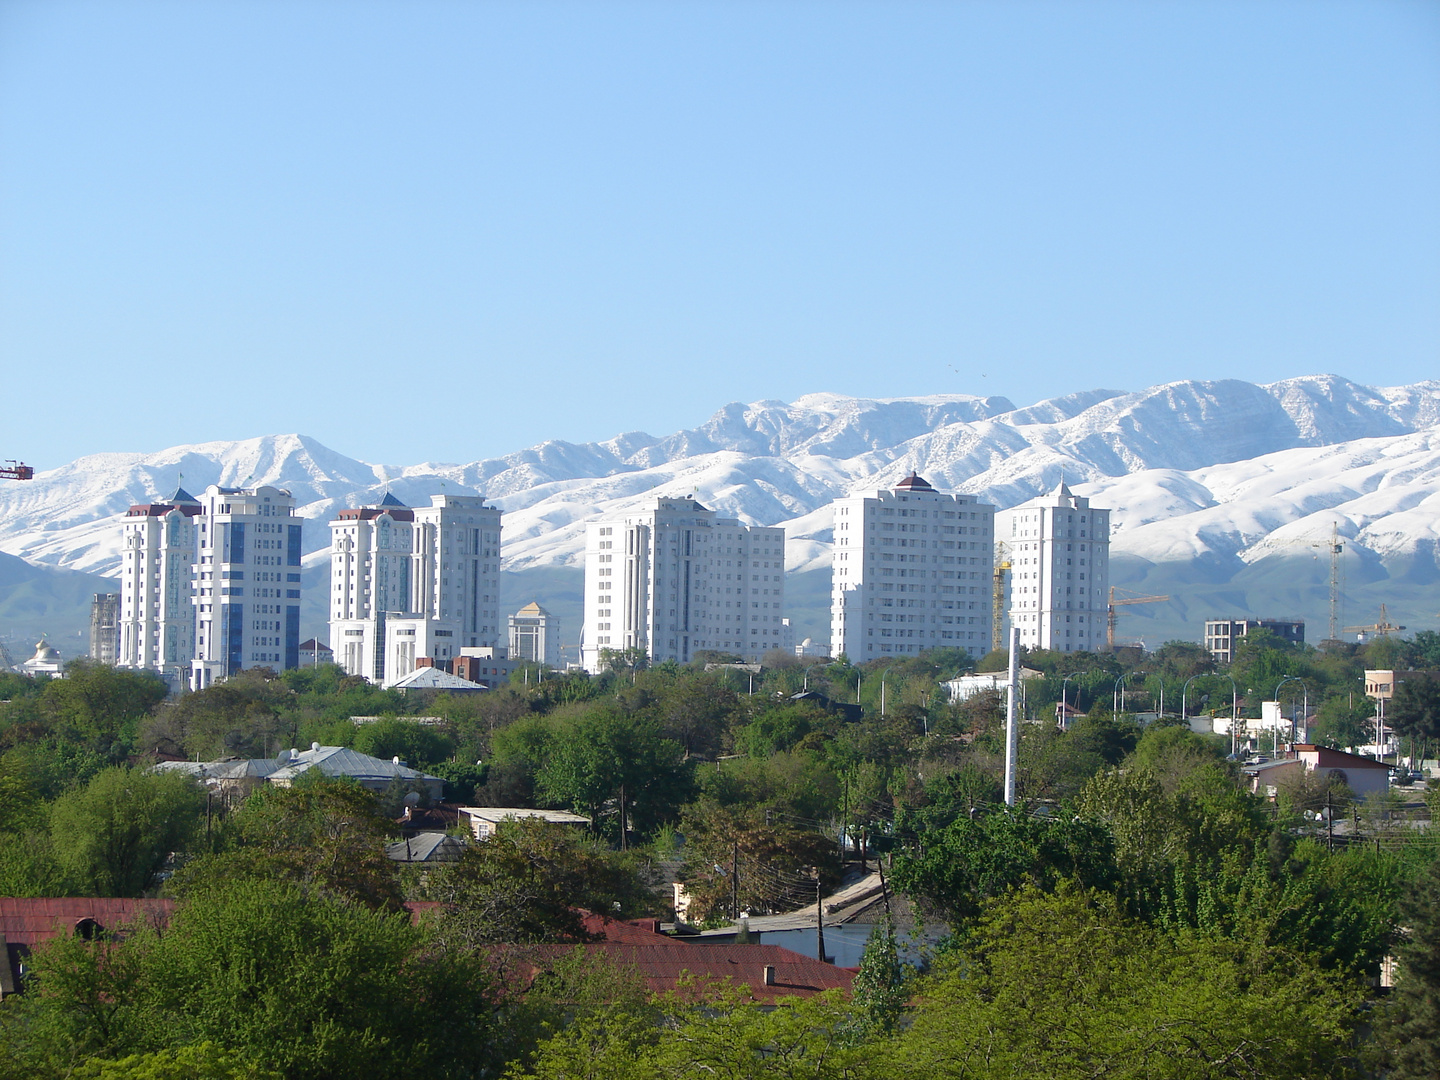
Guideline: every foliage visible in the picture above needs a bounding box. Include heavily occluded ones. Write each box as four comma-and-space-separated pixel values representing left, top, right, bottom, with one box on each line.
47, 766, 205, 897
536, 708, 693, 842
849, 914, 907, 1038
891, 886, 1365, 1080
0, 877, 498, 1080
166, 777, 403, 910
1311, 694, 1375, 750
421, 817, 657, 946
511, 990, 870, 1080
1377, 852, 1440, 1077
68, 1043, 280, 1079
889, 808, 1117, 928
1389, 671, 1440, 743
678, 803, 840, 921
38, 663, 168, 761
351, 716, 455, 768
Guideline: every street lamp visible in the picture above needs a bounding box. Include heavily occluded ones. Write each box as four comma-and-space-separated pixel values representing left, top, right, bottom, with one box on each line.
1112, 671, 1142, 716
1180, 673, 1206, 727
1059, 673, 1078, 729
1275, 676, 1308, 748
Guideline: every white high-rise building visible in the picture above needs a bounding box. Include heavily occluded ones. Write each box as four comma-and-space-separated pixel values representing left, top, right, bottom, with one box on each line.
191, 485, 303, 689
412, 494, 502, 651
581, 497, 785, 672
118, 487, 201, 683
328, 493, 502, 686
1005, 482, 1110, 653
830, 474, 995, 662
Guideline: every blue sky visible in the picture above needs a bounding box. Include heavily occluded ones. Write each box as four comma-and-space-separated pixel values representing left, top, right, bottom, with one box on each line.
2, 0, 1436, 469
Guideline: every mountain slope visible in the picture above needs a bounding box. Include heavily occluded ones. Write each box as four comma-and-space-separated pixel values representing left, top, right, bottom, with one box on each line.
2, 374, 1437, 649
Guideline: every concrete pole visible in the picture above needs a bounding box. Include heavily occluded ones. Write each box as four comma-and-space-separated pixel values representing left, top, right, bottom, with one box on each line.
1004, 627, 1020, 806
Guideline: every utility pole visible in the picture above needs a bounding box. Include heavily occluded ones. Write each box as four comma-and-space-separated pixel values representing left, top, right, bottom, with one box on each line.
1326, 789, 1334, 852
813, 867, 827, 963
1004, 627, 1019, 806
731, 841, 739, 921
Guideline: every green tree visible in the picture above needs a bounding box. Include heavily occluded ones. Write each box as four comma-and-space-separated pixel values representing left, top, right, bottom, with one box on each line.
47, 766, 205, 897
352, 716, 455, 767
0, 880, 498, 1080
169, 777, 403, 910
1311, 694, 1375, 750
850, 914, 907, 1038
678, 803, 839, 922
1389, 672, 1440, 743
39, 663, 168, 760
421, 817, 654, 946
537, 709, 693, 844
891, 886, 1364, 1080
889, 809, 1117, 928
1378, 852, 1440, 1078
69, 1043, 280, 1079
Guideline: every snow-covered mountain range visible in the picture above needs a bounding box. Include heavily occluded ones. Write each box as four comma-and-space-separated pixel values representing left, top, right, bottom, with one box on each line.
3, 374, 1438, 650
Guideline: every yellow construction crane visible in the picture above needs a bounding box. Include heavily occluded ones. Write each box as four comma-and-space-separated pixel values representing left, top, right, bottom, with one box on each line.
1252, 522, 1345, 640
1107, 586, 1169, 651
992, 542, 1011, 653
1344, 603, 1406, 641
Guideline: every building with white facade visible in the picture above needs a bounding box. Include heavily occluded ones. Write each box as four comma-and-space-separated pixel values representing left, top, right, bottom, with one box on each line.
191, 485, 303, 689
830, 474, 996, 662
328, 493, 502, 687
581, 497, 785, 672
509, 602, 560, 667
118, 487, 202, 686
1005, 482, 1110, 653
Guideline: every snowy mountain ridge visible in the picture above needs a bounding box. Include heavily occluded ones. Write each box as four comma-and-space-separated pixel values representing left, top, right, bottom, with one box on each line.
2, 374, 1438, 644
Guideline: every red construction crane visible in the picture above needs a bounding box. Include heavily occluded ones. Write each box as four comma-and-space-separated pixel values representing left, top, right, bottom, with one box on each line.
0, 461, 35, 481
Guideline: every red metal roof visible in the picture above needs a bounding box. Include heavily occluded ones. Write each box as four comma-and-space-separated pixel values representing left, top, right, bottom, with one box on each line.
498, 942, 854, 1001
1294, 745, 1391, 770
0, 898, 174, 947
335, 507, 416, 522
579, 911, 686, 945
126, 503, 202, 518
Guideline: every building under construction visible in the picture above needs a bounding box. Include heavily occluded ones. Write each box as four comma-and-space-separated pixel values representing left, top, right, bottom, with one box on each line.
1203, 617, 1305, 664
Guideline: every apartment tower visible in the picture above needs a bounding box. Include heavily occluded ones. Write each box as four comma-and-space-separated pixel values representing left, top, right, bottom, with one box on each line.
582, 497, 785, 672
118, 487, 202, 684
1005, 482, 1110, 653
191, 485, 302, 689
830, 474, 996, 662
328, 493, 502, 686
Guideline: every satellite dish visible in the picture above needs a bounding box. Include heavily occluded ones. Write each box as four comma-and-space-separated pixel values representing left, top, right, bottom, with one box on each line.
403, 791, 422, 808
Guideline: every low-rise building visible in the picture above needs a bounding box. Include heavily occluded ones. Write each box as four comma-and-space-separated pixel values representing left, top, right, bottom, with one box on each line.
20, 639, 64, 678
457, 806, 591, 840
944, 668, 1042, 703
267, 743, 445, 800
1294, 744, 1391, 799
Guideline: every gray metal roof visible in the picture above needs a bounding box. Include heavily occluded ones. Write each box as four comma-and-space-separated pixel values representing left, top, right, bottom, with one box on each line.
269, 745, 443, 786
389, 667, 490, 691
